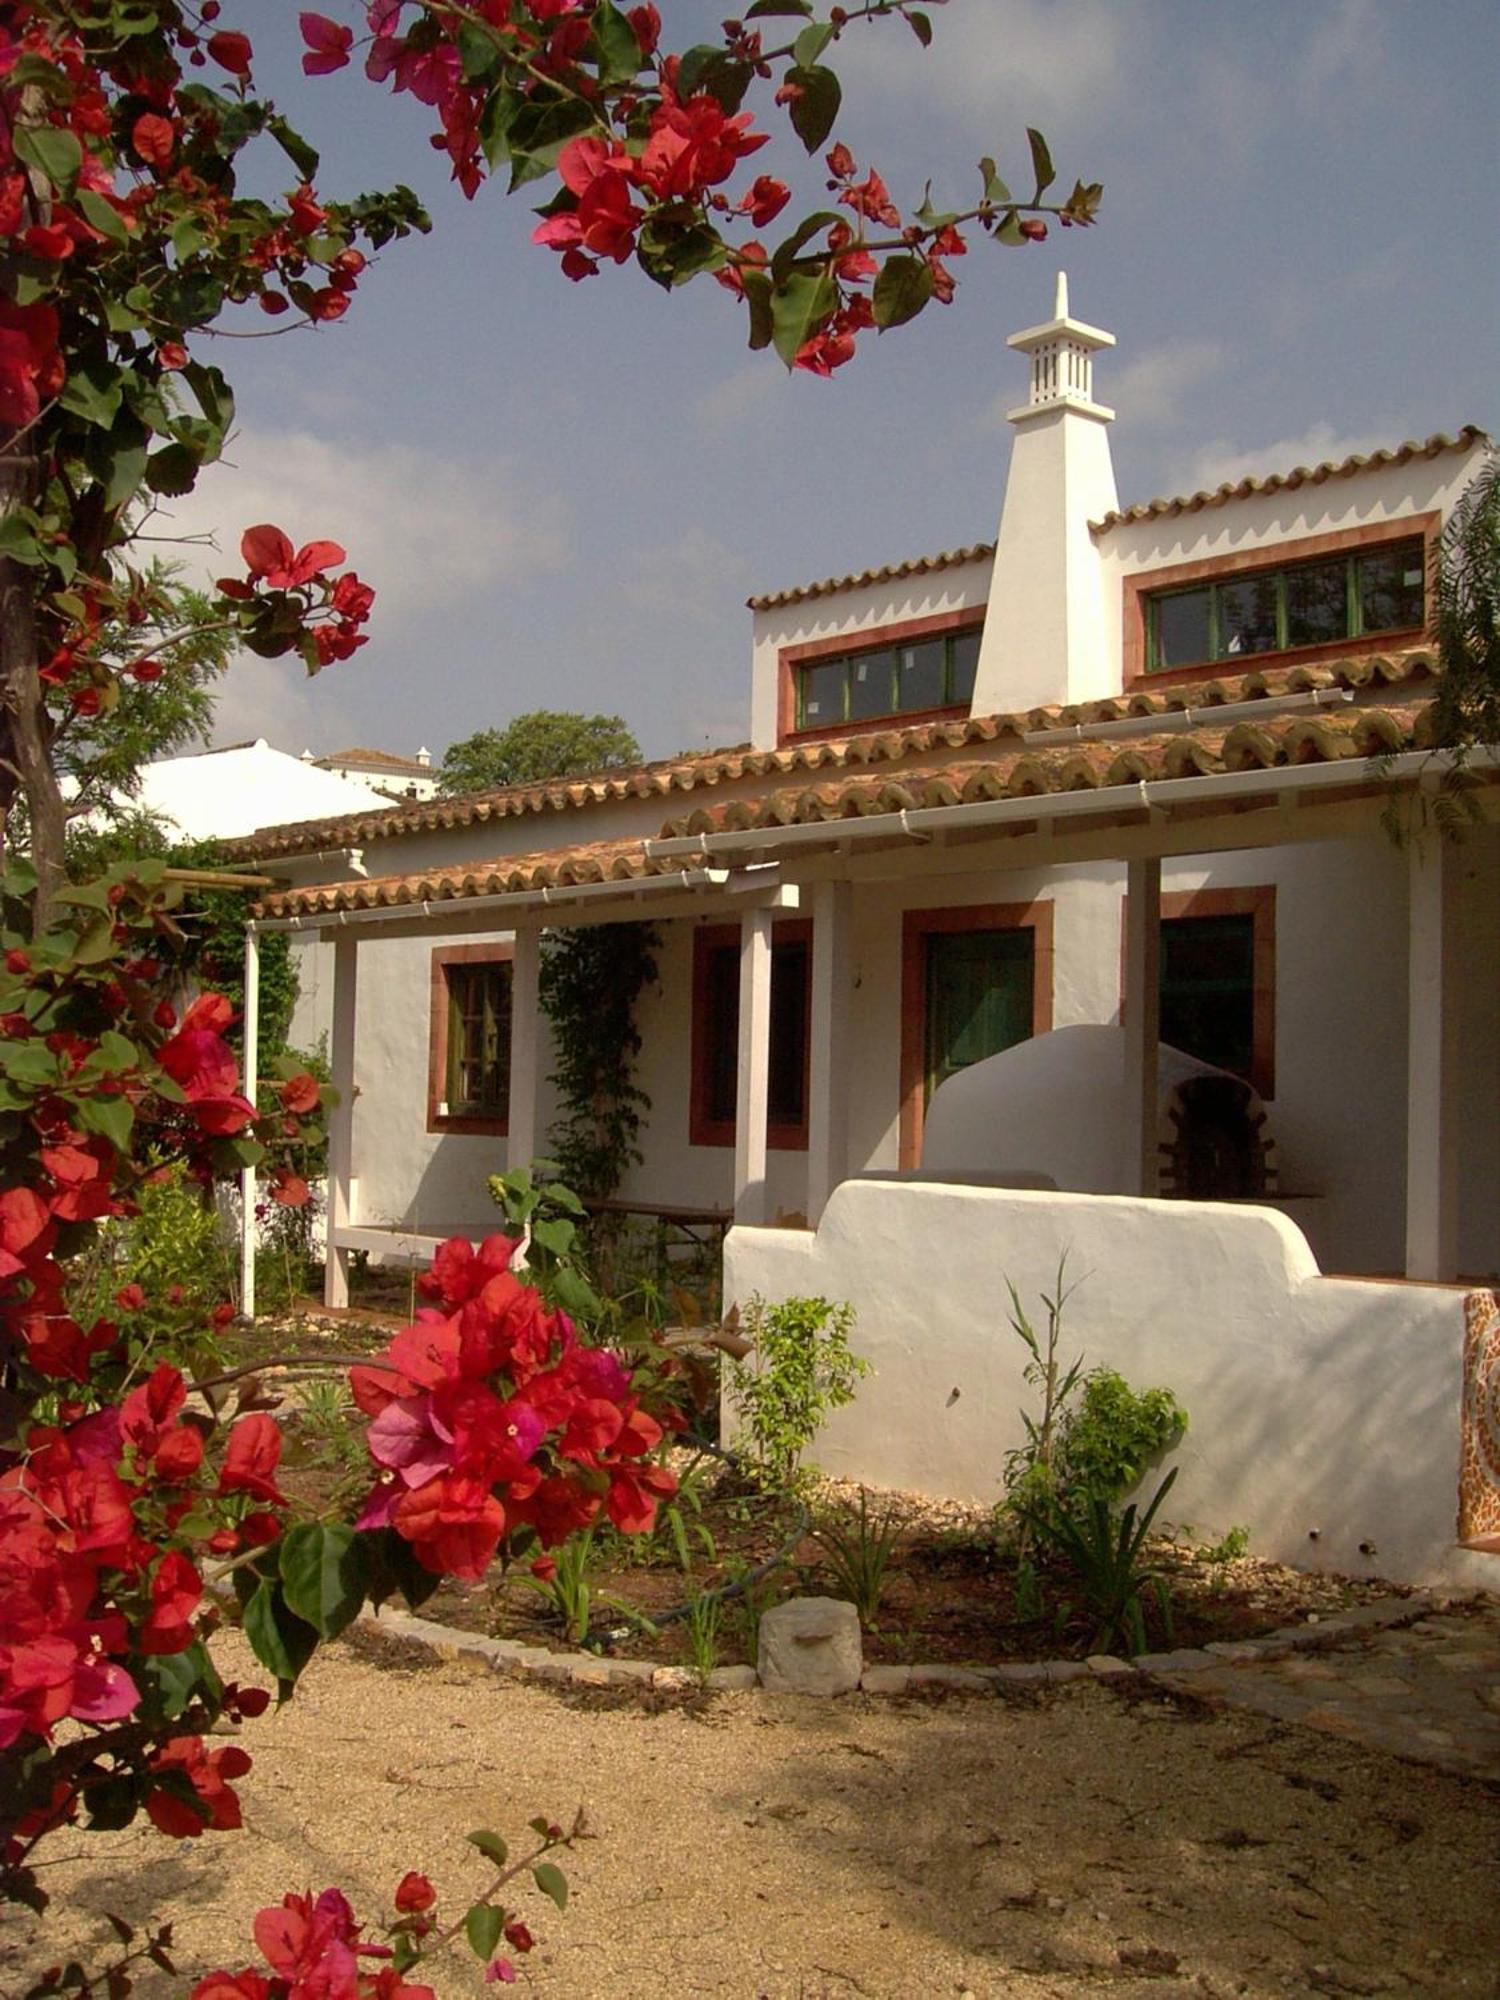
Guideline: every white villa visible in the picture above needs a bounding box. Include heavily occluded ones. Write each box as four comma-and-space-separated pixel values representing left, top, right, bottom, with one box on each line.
232, 282, 1499, 1588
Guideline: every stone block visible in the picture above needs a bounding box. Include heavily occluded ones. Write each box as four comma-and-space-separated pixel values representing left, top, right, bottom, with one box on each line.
758, 1596, 863, 1696
651, 1665, 696, 1692
708, 1665, 759, 1692
908, 1664, 992, 1692
861, 1665, 912, 1695
1087, 1655, 1136, 1678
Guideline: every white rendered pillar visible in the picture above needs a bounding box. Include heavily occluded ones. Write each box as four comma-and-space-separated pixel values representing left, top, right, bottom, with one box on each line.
324, 930, 358, 1309
1123, 858, 1161, 1197
507, 924, 541, 1173
806, 881, 853, 1224
1405, 838, 1461, 1280
238, 925, 259, 1321
734, 906, 774, 1224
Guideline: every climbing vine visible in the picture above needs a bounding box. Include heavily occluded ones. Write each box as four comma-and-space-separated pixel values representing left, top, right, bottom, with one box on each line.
539, 923, 660, 1200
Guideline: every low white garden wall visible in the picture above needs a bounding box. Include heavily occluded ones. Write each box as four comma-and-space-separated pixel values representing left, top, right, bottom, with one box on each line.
723, 1180, 1493, 1590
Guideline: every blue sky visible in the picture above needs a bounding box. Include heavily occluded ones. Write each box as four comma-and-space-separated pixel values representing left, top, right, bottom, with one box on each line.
163, 1, 1500, 767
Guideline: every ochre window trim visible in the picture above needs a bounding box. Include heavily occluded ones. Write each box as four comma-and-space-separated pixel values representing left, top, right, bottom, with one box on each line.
1120, 515, 1438, 691
776, 607, 984, 746
690, 919, 812, 1151
1117, 885, 1276, 1100
898, 900, 1055, 1170
427, 942, 513, 1137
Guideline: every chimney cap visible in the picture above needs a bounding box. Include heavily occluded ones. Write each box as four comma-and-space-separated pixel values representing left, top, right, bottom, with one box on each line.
1006, 270, 1115, 354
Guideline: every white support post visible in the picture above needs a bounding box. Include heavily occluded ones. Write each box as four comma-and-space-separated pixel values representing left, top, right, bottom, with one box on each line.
1405, 836, 1461, 1280
238, 925, 259, 1321
806, 880, 852, 1225
1123, 857, 1161, 1197
324, 930, 358, 1309
507, 924, 541, 1173
734, 906, 774, 1224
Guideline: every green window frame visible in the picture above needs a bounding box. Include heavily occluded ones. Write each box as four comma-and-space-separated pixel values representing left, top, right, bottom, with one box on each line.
1159, 914, 1256, 1084
1144, 536, 1425, 673
923, 926, 1036, 1105
445, 960, 511, 1120
795, 625, 982, 730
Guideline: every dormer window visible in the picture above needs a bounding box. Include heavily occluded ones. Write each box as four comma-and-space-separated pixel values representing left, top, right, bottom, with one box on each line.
1145, 535, 1426, 673
792, 624, 982, 733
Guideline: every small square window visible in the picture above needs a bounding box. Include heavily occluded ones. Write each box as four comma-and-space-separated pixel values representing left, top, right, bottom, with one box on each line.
896, 638, 946, 713
799, 658, 845, 727
847, 649, 895, 722
1359, 544, 1425, 634
1155, 588, 1213, 669
1285, 557, 1347, 648
1218, 575, 1279, 657
950, 628, 981, 705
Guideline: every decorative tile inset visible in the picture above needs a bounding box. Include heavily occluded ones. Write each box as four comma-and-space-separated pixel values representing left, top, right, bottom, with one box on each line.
1458, 1289, 1500, 1550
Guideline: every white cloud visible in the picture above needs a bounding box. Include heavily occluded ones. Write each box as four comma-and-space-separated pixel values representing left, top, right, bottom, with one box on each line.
834, 0, 1134, 129
207, 652, 359, 756
1179, 421, 1395, 495
693, 362, 780, 441
620, 525, 755, 625
152, 428, 570, 631
1107, 338, 1227, 429
1299, 0, 1385, 105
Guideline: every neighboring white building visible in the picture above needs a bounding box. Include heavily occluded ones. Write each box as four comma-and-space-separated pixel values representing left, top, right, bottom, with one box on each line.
305, 744, 438, 803
129, 737, 391, 844
228, 281, 1500, 1583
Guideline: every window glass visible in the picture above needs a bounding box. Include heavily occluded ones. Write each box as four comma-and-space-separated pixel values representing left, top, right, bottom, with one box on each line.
799, 658, 845, 728
1159, 914, 1254, 1081
1218, 575, 1279, 657
1155, 588, 1213, 669
1284, 557, 1347, 647
924, 927, 1034, 1103
847, 647, 895, 721
447, 962, 510, 1117
895, 637, 946, 713
697, 931, 810, 1140
950, 628, 981, 706
1359, 541, 1425, 634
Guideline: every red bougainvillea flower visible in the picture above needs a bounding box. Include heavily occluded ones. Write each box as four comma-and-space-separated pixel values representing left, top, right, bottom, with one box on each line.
207, 29, 253, 77
300, 12, 353, 76
157, 992, 256, 1135
639, 94, 768, 199
218, 1413, 288, 1508
268, 1170, 311, 1209
0, 300, 64, 430
131, 112, 175, 168
146, 1736, 252, 1836
838, 167, 900, 228
240, 524, 348, 588
740, 175, 790, 227
394, 1871, 436, 1914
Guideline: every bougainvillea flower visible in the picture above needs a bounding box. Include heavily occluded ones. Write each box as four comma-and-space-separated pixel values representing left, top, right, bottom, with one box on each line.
0, 300, 63, 431
146, 1735, 252, 1836
239, 524, 347, 588
418, 1232, 519, 1309
394, 1871, 436, 1913
393, 1472, 505, 1578
218, 1414, 288, 1507
137, 1550, 203, 1654
300, 12, 354, 74
207, 30, 254, 76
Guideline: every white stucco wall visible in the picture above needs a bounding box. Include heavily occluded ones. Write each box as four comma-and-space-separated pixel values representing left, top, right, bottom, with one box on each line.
723, 1180, 1492, 1590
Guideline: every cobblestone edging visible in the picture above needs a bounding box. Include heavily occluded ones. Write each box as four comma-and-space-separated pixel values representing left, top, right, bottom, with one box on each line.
351, 1590, 1478, 1698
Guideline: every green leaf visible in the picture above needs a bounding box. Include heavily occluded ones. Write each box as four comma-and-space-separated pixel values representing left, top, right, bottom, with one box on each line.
907, 8, 934, 45
591, 0, 645, 83
76, 189, 130, 246
279, 1522, 365, 1639
743, 269, 775, 352
86, 1772, 147, 1832
872, 253, 934, 331
792, 21, 835, 66
241, 1578, 319, 1689
145, 443, 201, 497
89, 414, 149, 511
141, 1640, 222, 1722
171, 214, 208, 261
466, 1829, 509, 1868
770, 208, 841, 285
465, 1903, 504, 1964
456, 17, 503, 82
1028, 126, 1055, 201
74, 1094, 134, 1151
784, 64, 842, 153
268, 114, 320, 181
745, 0, 813, 14
978, 155, 1010, 204
675, 46, 752, 114
532, 1860, 568, 1912
994, 205, 1025, 247
0, 515, 43, 566
59, 360, 124, 429
13, 123, 82, 192
770, 269, 837, 367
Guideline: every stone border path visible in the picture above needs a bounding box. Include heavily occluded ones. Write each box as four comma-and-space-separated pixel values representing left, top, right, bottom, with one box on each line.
360, 1587, 1500, 1783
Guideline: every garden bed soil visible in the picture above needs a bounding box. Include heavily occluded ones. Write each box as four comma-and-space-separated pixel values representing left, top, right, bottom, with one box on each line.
250, 1318, 1408, 1673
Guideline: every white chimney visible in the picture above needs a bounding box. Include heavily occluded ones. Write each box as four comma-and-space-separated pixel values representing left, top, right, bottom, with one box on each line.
970, 273, 1119, 715
416, 746, 431, 767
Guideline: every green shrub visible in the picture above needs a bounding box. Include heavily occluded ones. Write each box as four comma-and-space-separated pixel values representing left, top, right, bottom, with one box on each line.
727, 1294, 867, 1492
1054, 1368, 1187, 1505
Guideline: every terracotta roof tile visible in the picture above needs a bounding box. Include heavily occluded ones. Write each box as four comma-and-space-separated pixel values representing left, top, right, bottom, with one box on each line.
259, 688, 1460, 924
746, 542, 993, 612
232, 648, 1441, 861
1090, 427, 1488, 531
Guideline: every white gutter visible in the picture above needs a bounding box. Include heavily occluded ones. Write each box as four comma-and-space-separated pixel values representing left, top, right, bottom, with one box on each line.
642, 747, 1497, 864
249, 862, 794, 935
1020, 685, 1353, 746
